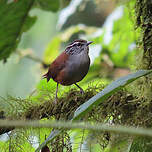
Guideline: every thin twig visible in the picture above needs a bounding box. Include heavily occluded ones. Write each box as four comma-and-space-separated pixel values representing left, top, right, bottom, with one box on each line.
15, 49, 49, 68
0, 120, 152, 137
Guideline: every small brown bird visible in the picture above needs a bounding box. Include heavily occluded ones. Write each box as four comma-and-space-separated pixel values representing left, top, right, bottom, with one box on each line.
43, 39, 92, 102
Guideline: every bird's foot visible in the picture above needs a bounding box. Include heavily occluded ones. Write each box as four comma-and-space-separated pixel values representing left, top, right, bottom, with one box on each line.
74, 83, 84, 95
80, 88, 84, 95
53, 97, 58, 104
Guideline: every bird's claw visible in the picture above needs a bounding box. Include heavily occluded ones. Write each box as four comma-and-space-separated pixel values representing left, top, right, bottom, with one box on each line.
54, 97, 58, 104
80, 89, 84, 94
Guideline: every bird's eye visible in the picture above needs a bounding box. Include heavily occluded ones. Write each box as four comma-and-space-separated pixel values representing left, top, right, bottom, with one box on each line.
77, 43, 81, 46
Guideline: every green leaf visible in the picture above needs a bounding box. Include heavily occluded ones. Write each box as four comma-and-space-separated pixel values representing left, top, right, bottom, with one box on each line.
35, 0, 60, 12
35, 70, 152, 151
22, 16, 37, 32
0, 0, 35, 61
0, 0, 60, 61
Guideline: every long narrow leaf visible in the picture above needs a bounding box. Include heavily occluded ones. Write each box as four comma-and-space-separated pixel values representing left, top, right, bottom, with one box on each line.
73, 70, 152, 120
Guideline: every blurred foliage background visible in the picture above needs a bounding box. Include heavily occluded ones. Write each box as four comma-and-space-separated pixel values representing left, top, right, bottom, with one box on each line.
1, 0, 151, 151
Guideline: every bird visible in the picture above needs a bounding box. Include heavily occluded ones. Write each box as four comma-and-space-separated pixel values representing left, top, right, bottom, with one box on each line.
43, 39, 93, 102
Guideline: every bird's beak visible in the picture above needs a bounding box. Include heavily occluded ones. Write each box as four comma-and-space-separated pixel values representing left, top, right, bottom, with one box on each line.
87, 41, 93, 46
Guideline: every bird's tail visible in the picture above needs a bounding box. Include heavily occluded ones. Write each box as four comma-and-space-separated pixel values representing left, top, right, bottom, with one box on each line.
42, 72, 50, 82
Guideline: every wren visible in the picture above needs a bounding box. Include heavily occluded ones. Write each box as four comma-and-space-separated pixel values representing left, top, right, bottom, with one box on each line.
43, 39, 93, 102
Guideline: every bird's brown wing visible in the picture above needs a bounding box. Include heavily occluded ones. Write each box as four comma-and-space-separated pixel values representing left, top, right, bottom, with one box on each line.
43, 52, 69, 82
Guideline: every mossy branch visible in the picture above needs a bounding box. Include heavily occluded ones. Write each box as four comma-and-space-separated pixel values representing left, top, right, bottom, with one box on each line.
135, 0, 152, 69
0, 86, 99, 135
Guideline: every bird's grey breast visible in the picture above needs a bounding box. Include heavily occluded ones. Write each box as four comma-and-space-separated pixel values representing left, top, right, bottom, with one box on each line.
65, 51, 90, 83
68, 51, 89, 69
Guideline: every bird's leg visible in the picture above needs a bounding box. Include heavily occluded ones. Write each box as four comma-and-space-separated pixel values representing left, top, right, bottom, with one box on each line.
55, 83, 59, 103
74, 83, 84, 94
